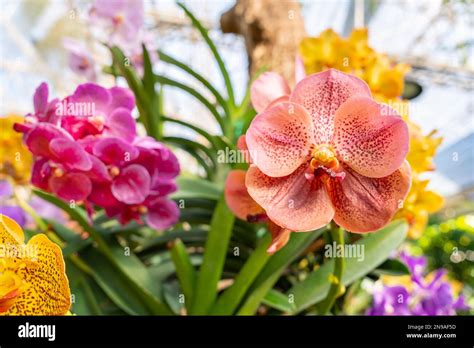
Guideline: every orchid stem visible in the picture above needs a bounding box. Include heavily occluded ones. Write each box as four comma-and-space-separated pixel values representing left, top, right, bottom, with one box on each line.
319, 222, 345, 315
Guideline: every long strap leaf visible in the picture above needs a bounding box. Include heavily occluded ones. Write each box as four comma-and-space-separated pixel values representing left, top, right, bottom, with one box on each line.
209, 233, 272, 315
158, 50, 230, 116
287, 220, 408, 314
162, 116, 219, 150
34, 189, 173, 315
155, 74, 226, 134
236, 228, 326, 315
189, 195, 235, 314
170, 239, 197, 310
177, 2, 235, 108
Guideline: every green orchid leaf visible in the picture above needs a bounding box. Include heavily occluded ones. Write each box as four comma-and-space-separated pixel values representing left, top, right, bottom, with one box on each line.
158, 50, 229, 116
172, 177, 221, 201
262, 289, 296, 313
162, 116, 220, 150
66, 262, 103, 315
210, 233, 272, 315
170, 239, 197, 308
372, 259, 410, 276
287, 220, 408, 314
155, 74, 226, 134
237, 228, 326, 315
189, 195, 235, 314
177, 2, 235, 107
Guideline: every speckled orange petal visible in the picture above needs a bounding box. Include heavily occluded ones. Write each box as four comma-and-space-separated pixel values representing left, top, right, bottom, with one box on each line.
326, 161, 411, 233
236, 135, 252, 164
0, 214, 24, 246
3, 234, 71, 316
246, 164, 334, 232
251, 72, 291, 113
224, 170, 264, 221
290, 69, 371, 144
267, 221, 291, 254
333, 96, 409, 178
246, 102, 314, 177
266, 95, 290, 110
295, 55, 306, 83
236, 135, 248, 152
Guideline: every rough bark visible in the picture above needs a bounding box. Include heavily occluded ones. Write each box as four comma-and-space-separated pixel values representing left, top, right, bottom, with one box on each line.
220, 0, 306, 85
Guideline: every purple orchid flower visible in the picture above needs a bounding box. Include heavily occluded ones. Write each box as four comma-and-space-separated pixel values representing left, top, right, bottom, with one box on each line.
367, 285, 410, 316
0, 180, 27, 227
368, 252, 469, 316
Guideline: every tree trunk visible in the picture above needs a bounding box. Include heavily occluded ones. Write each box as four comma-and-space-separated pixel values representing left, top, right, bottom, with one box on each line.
220, 0, 306, 85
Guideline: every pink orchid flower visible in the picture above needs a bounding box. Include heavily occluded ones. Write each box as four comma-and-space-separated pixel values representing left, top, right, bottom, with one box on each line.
28, 82, 60, 123
89, 0, 144, 45
88, 137, 180, 228
15, 82, 180, 230
63, 38, 97, 82
88, 0, 157, 75
225, 138, 292, 253
62, 83, 137, 142
245, 69, 411, 233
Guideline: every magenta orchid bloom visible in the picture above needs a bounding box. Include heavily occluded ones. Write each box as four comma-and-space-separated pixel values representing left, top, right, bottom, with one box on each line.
245, 69, 411, 233
88, 137, 180, 229
15, 82, 180, 230
63, 83, 137, 142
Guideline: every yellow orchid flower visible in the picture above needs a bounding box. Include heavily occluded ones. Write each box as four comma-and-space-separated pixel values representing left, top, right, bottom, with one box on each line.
0, 214, 71, 315
395, 177, 445, 239
300, 29, 346, 73
299, 28, 410, 101
364, 55, 410, 100
405, 121, 443, 173
0, 115, 32, 184
347, 28, 376, 72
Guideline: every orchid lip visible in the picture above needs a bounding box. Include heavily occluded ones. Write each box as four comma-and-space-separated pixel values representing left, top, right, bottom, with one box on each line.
109, 166, 120, 177
113, 14, 125, 26
310, 144, 339, 169
88, 115, 105, 130
306, 144, 344, 182
53, 168, 64, 177
246, 213, 268, 223
131, 205, 148, 214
